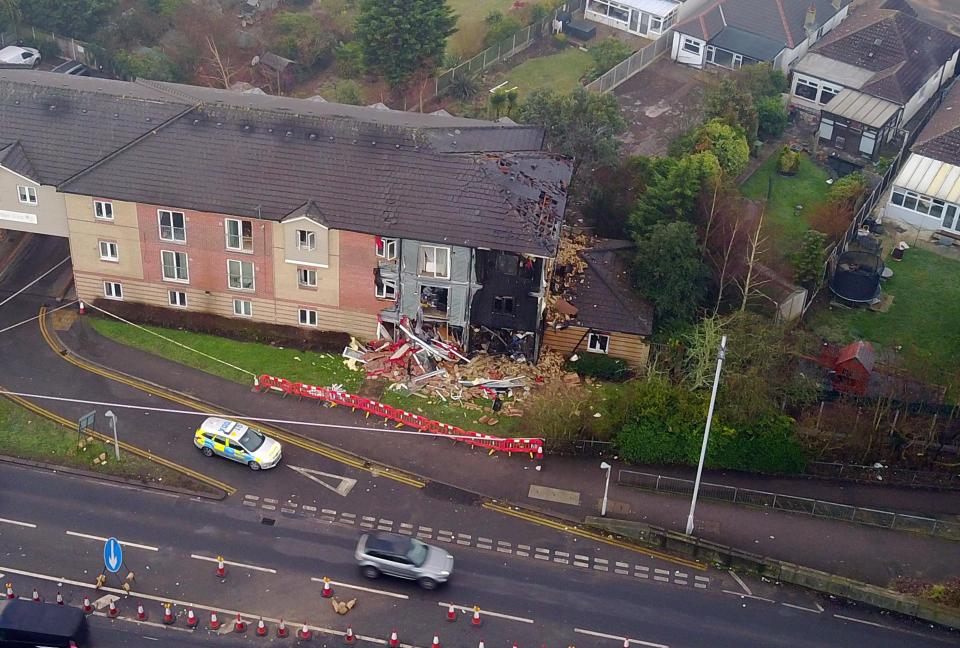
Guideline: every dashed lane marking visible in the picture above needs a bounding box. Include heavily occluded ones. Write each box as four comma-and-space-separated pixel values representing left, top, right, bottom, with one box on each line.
312, 577, 408, 600
90, 611, 193, 634
190, 554, 276, 574
834, 614, 887, 628
65, 531, 159, 552
438, 602, 534, 624
722, 590, 775, 603
574, 627, 669, 648
0, 517, 37, 528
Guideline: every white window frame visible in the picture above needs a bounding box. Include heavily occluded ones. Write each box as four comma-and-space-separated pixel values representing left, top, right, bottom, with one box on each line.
794, 76, 820, 102
94, 200, 114, 220
682, 36, 702, 56
225, 218, 253, 252
418, 245, 450, 279
296, 229, 316, 251
233, 299, 253, 317
819, 82, 843, 105
376, 278, 397, 300
17, 185, 37, 205
161, 250, 189, 283
297, 267, 317, 287
168, 290, 187, 308
587, 332, 611, 354
98, 240, 119, 262
103, 281, 123, 300
376, 237, 398, 260
227, 259, 255, 291
298, 308, 318, 327
158, 209, 186, 243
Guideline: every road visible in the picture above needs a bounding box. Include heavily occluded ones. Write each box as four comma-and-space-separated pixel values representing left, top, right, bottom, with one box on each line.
0, 463, 954, 648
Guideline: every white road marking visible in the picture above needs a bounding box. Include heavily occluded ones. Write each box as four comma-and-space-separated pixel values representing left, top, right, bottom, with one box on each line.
90, 611, 193, 633
190, 554, 276, 574
439, 602, 534, 624
288, 465, 358, 497
782, 602, 823, 614
728, 570, 752, 595
65, 531, 158, 552
0, 517, 37, 528
312, 577, 409, 600
722, 590, 775, 603
574, 627, 669, 648
834, 614, 887, 628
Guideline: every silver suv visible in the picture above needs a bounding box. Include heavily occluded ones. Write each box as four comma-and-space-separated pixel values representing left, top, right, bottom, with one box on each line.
355, 532, 454, 590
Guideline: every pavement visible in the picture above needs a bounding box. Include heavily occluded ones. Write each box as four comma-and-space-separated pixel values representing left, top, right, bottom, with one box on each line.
2, 236, 960, 599
1, 462, 955, 648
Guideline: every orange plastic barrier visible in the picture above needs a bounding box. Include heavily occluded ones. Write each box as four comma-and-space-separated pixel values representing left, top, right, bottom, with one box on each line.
255, 374, 543, 460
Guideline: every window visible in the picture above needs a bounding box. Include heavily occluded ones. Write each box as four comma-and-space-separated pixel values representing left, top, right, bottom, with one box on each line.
233, 299, 252, 317
103, 281, 123, 300
298, 308, 318, 327
376, 278, 397, 300
795, 77, 820, 101
17, 185, 37, 205
650, 17, 662, 33
495, 253, 519, 276
161, 250, 189, 282
587, 332, 610, 354
168, 290, 187, 307
94, 200, 114, 220
944, 204, 958, 230
682, 36, 702, 55
819, 83, 842, 105
158, 210, 186, 242
376, 237, 398, 260
225, 219, 253, 252
418, 245, 450, 279
298, 268, 317, 287
493, 296, 515, 314
98, 240, 118, 262
902, 191, 919, 212
891, 190, 905, 206
930, 199, 945, 219
297, 229, 316, 251
227, 259, 255, 290
419, 285, 449, 318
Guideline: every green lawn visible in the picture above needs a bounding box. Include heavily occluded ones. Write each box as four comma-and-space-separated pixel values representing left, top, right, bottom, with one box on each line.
89, 318, 362, 392
382, 390, 522, 436
448, 0, 518, 57
501, 47, 593, 98
741, 152, 832, 259
0, 397, 210, 491
809, 247, 960, 383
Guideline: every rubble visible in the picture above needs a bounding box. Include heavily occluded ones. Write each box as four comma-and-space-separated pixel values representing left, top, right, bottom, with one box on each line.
546, 233, 593, 328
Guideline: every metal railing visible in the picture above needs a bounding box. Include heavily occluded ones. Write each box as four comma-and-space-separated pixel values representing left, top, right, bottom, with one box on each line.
617, 468, 960, 541
585, 30, 672, 93
805, 461, 960, 488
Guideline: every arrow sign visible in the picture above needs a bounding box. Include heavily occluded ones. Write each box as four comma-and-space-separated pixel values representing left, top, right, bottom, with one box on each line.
103, 537, 123, 574
287, 465, 357, 497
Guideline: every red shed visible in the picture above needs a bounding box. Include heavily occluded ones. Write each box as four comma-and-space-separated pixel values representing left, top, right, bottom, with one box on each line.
832, 340, 875, 396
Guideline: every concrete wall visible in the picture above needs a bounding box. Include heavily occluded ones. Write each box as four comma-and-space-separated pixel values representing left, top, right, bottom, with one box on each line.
272, 223, 340, 308
280, 217, 330, 267
66, 194, 145, 281
542, 325, 649, 365
0, 168, 68, 237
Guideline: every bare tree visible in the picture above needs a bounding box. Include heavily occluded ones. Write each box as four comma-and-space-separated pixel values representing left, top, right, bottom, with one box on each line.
738, 203, 768, 311
201, 36, 241, 89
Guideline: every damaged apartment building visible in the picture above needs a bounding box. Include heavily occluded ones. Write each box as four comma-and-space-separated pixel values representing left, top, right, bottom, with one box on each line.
0, 70, 571, 362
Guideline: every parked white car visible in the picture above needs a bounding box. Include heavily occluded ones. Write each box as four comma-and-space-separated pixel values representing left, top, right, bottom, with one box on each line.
0, 46, 41, 67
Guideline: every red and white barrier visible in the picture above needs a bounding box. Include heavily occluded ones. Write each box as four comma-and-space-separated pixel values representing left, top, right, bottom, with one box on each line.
256, 374, 544, 460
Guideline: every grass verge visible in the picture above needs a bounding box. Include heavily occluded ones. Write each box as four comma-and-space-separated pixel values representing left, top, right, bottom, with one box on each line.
809, 246, 960, 384
381, 390, 522, 436
501, 46, 593, 98
0, 396, 218, 493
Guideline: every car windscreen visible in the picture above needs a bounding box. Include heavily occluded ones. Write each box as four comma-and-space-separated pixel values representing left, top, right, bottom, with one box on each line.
406, 538, 429, 566
238, 428, 265, 452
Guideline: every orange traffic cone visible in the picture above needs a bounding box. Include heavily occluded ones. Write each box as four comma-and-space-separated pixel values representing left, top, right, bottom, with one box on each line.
216, 556, 226, 578
82, 596, 93, 613
209, 611, 220, 631
298, 622, 312, 640
136, 602, 148, 621
186, 608, 198, 628
256, 618, 267, 636
345, 626, 356, 644
234, 613, 247, 633
56, 590, 64, 605
32, 588, 41, 602
322, 577, 333, 598
388, 630, 400, 648
623, 641, 630, 648
79, 301, 86, 315
447, 604, 457, 622
432, 634, 441, 648
162, 603, 175, 625
277, 619, 289, 638
5, 583, 13, 599
472, 606, 482, 627
108, 600, 119, 618
479, 641, 486, 648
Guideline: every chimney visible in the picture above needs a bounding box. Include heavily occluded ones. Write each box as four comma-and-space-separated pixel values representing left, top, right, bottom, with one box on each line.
805, 4, 817, 31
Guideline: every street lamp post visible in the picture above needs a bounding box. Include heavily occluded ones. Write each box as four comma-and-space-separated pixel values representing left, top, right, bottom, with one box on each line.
599, 461, 612, 516
685, 335, 727, 535
104, 410, 119, 461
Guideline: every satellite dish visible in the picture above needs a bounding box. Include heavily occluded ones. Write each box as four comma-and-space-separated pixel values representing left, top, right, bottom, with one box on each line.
251, 55, 260, 66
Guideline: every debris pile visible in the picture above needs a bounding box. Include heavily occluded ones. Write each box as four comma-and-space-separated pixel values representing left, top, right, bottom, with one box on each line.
546, 233, 592, 328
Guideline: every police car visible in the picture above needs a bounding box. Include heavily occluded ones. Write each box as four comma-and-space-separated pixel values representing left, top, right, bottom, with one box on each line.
194, 417, 282, 470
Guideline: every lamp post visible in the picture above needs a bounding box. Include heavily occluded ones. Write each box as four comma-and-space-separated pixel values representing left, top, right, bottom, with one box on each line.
685, 335, 727, 535
599, 461, 612, 517
104, 410, 119, 461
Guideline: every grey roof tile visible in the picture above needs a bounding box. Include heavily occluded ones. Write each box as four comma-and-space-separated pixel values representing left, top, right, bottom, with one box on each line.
912, 83, 960, 166
566, 242, 654, 336
0, 141, 39, 181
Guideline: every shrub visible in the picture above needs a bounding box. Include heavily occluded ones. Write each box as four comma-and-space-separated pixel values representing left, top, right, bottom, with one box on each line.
445, 74, 479, 101
523, 385, 592, 452
89, 299, 349, 353
335, 41, 365, 78
552, 33, 568, 49
757, 96, 788, 140
111, 48, 181, 82
329, 79, 363, 105
588, 37, 632, 80
566, 353, 631, 381
777, 146, 800, 175
791, 229, 828, 288
483, 14, 522, 47
827, 172, 868, 207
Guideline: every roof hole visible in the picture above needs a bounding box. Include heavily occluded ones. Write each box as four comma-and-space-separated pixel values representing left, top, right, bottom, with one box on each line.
308, 133, 317, 140
285, 130, 293, 137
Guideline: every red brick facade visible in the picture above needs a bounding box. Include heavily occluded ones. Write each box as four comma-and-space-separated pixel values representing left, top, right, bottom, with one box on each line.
338, 230, 384, 314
